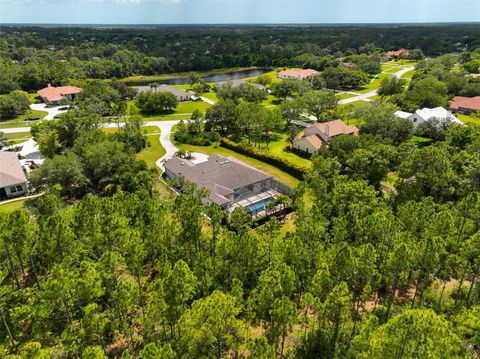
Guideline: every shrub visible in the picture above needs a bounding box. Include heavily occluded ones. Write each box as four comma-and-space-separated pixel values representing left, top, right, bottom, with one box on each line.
221, 138, 308, 179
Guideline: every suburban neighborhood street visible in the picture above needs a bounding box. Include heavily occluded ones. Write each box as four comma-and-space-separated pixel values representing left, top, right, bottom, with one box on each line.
338, 66, 414, 105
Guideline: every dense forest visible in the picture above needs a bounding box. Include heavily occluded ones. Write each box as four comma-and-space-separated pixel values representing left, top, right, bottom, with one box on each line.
1, 24, 480, 92
0, 24, 480, 358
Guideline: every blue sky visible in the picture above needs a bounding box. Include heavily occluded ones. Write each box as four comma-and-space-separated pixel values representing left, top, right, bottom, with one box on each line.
1, 0, 479, 24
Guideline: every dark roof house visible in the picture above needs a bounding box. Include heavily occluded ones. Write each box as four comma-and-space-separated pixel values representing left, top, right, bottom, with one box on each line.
164, 154, 292, 217
0, 152, 28, 200
137, 84, 191, 101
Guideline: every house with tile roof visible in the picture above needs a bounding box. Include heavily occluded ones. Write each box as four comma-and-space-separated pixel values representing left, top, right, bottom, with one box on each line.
449, 96, 480, 114
292, 119, 359, 154
137, 84, 191, 101
278, 69, 320, 80
164, 154, 293, 217
37, 84, 82, 104
0, 152, 28, 200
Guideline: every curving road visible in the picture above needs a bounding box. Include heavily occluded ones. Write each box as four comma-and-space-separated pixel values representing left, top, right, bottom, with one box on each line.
338, 66, 414, 105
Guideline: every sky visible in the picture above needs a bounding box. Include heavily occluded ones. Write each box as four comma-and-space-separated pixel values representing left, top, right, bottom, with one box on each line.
0, 0, 479, 25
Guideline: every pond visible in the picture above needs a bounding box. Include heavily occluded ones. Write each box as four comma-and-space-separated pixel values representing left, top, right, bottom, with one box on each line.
126, 68, 272, 86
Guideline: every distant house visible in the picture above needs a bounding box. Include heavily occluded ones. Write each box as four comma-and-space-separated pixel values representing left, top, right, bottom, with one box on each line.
385, 48, 412, 60
449, 96, 480, 114
293, 119, 359, 154
216, 79, 266, 90
394, 107, 464, 127
278, 69, 320, 80
37, 84, 82, 104
0, 152, 28, 200
164, 154, 293, 217
137, 84, 191, 101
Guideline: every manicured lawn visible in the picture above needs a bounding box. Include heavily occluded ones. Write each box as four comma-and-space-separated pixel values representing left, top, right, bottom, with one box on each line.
0, 109, 47, 129
173, 138, 300, 188
0, 198, 28, 212
337, 92, 357, 100
457, 114, 480, 127
241, 70, 282, 85
200, 91, 219, 103
4, 131, 31, 145
401, 69, 416, 79
239, 132, 312, 168
130, 100, 211, 119
356, 73, 389, 94
261, 95, 283, 107
136, 126, 166, 168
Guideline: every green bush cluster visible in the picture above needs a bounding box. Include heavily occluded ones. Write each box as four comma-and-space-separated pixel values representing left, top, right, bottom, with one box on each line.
221, 138, 308, 179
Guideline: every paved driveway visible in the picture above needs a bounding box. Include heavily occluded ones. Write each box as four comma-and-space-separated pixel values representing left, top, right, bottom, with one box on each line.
30, 103, 68, 120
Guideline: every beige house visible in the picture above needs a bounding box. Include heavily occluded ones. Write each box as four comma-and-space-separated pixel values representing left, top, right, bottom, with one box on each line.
0, 152, 28, 200
293, 119, 359, 154
278, 69, 320, 80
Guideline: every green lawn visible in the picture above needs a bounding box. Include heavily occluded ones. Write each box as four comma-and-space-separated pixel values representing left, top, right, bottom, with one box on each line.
409, 135, 433, 146
130, 100, 211, 120
173, 138, 299, 188
356, 73, 390, 94
4, 131, 31, 145
0, 109, 48, 129
401, 69, 416, 79
457, 114, 480, 127
136, 126, 166, 168
337, 92, 358, 100
0, 198, 28, 212
238, 132, 312, 168
200, 91, 219, 103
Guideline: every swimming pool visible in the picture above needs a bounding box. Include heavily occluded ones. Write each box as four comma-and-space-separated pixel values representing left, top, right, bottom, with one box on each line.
245, 198, 273, 215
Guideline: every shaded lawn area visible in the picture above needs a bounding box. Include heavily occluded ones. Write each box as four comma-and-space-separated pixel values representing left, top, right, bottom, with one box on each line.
136, 126, 166, 168
261, 95, 283, 108
0, 198, 28, 212
238, 132, 312, 168
172, 138, 300, 188
457, 114, 480, 127
335, 101, 368, 127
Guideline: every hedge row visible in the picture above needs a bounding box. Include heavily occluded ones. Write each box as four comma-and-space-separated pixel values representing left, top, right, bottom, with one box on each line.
220, 138, 308, 180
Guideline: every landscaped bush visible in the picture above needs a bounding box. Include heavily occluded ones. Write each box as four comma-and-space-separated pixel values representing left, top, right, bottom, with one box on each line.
221, 138, 308, 179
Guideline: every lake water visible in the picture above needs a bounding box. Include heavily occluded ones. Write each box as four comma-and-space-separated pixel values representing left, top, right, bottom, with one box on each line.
126, 68, 271, 86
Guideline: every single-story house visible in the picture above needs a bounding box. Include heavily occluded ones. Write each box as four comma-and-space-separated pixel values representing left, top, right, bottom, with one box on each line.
449, 96, 480, 114
278, 69, 320, 80
293, 119, 359, 154
385, 48, 412, 60
216, 79, 266, 90
37, 84, 82, 104
164, 154, 293, 217
137, 84, 191, 101
394, 107, 464, 127
0, 152, 28, 200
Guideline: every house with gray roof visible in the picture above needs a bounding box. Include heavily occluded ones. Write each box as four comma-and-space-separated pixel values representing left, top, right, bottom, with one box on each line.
164, 154, 292, 217
0, 152, 28, 200
137, 84, 191, 101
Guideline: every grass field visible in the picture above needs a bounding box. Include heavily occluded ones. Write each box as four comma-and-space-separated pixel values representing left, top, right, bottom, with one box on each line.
136, 126, 166, 168
238, 132, 312, 168
173, 138, 300, 188
356, 73, 390, 94
0, 109, 47, 129
200, 91, 219, 103
129, 99, 211, 120
0, 198, 28, 212
457, 113, 480, 127
4, 131, 31, 145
